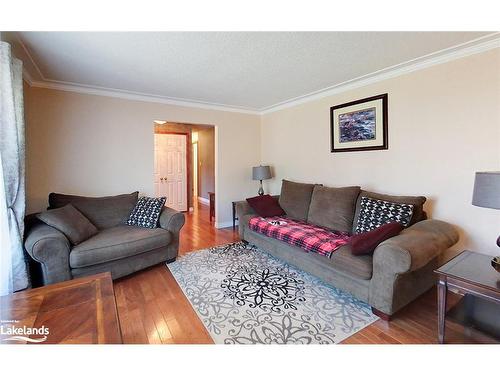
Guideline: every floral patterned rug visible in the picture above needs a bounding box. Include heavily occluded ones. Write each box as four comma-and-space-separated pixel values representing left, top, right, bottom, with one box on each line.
167, 242, 378, 344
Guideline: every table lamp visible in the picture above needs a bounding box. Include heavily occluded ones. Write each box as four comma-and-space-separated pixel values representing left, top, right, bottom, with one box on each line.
252, 165, 272, 196
472, 171, 500, 272
472, 171, 500, 248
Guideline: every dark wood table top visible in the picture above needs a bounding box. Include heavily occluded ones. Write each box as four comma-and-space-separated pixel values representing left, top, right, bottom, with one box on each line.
0, 272, 122, 344
435, 250, 500, 294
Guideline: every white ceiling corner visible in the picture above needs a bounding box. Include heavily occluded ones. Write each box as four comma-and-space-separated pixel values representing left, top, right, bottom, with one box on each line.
13, 31, 500, 114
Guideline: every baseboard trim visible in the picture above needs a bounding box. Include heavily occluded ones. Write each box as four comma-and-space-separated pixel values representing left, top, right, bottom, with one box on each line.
198, 197, 209, 205
215, 221, 233, 229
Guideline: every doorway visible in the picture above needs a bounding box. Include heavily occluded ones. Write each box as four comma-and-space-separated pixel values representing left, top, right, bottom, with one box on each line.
154, 121, 215, 217
154, 132, 188, 212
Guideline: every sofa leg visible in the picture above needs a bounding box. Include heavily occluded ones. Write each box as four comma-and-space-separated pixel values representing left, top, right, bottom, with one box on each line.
371, 307, 392, 321
166, 257, 176, 264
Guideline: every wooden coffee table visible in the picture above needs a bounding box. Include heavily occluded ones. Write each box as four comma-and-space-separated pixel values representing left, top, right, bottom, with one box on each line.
435, 251, 500, 344
0, 272, 122, 344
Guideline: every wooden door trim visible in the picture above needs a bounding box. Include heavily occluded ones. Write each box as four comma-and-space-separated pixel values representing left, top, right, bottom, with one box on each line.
192, 141, 199, 199
154, 131, 190, 212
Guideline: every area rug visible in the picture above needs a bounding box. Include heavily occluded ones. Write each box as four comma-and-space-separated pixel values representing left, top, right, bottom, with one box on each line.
167, 242, 378, 344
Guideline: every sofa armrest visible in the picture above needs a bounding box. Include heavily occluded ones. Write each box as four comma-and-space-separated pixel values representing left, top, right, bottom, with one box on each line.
159, 206, 185, 234
238, 213, 258, 239
369, 219, 459, 315
234, 201, 256, 238
234, 200, 255, 218
373, 219, 459, 274
235, 196, 281, 238
24, 222, 72, 285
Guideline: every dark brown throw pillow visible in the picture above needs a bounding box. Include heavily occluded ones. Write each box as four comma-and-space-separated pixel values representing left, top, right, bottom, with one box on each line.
37, 204, 98, 245
246, 195, 285, 217
350, 222, 404, 256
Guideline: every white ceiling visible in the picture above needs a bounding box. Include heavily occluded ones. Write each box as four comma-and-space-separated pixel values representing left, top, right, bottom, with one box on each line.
14, 31, 497, 112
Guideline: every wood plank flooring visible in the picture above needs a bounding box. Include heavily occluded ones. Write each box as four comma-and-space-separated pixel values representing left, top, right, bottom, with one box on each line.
114, 202, 479, 344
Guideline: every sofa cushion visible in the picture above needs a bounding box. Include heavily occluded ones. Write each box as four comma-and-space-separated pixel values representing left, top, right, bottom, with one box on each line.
350, 222, 404, 255
278, 180, 317, 221
49, 191, 139, 229
36, 204, 98, 245
330, 245, 373, 280
352, 190, 426, 232
70, 225, 171, 268
246, 195, 285, 217
307, 185, 360, 233
248, 215, 350, 257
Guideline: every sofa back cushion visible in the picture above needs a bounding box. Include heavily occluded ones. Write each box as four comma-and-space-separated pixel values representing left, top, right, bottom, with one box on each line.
49, 191, 139, 229
352, 190, 426, 233
307, 185, 360, 233
278, 180, 317, 221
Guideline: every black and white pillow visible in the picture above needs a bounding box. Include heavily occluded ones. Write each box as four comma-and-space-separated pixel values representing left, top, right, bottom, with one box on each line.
355, 197, 414, 234
126, 196, 166, 229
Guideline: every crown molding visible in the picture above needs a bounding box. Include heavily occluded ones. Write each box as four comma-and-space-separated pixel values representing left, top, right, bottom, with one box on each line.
22, 67, 33, 85
28, 79, 261, 115
20, 32, 499, 116
18, 33, 260, 115
16, 34, 45, 81
260, 33, 500, 114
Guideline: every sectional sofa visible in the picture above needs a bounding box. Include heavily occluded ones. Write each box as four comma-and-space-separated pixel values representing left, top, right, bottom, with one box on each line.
235, 180, 459, 319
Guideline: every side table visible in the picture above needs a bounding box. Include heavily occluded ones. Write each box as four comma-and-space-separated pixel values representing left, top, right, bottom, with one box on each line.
232, 201, 238, 230
208, 192, 215, 222
434, 250, 500, 343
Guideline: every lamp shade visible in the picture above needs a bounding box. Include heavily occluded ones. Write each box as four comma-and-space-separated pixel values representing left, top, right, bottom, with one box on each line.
252, 165, 272, 181
472, 171, 500, 209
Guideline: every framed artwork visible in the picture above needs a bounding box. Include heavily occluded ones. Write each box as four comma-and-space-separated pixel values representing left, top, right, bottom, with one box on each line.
330, 93, 388, 152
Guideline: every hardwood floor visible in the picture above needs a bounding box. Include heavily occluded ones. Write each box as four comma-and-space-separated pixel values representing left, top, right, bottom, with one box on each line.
114, 202, 236, 344
114, 202, 479, 344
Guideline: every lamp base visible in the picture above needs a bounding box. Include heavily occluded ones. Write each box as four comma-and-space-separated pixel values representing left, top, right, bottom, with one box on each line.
258, 180, 264, 196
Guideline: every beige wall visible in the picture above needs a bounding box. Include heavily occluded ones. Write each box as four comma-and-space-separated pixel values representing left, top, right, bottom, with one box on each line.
261, 49, 500, 257
23, 48, 500, 252
24, 87, 261, 227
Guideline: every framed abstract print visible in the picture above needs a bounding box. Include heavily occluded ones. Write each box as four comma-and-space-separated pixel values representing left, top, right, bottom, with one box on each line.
330, 93, 388, 152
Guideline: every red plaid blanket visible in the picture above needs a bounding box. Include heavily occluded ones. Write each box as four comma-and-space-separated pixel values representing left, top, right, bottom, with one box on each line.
248, 216, 350, 257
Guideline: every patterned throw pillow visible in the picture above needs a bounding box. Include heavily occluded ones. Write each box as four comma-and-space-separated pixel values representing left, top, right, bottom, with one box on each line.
126, 196, 166, 229
355, 196, 414, 234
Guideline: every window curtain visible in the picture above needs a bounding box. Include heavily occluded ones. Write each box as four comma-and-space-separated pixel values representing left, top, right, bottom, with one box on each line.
0, 41, 29, 296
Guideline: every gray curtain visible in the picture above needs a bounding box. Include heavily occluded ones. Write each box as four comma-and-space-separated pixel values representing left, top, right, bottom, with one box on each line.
0, 41, 28, 294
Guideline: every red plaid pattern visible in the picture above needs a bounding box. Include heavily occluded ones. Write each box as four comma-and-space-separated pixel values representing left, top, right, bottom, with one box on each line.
248, 216, 350, 257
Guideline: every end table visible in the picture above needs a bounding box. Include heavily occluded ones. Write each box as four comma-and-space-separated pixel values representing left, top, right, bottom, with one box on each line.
434, 250, 500, 343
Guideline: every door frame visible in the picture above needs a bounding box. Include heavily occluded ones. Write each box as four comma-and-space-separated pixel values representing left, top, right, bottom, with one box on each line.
154, 130, 190, 212
192, 141, 198, 199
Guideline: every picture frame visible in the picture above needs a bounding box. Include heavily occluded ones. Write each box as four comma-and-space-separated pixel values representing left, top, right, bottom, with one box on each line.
330, 93, 388, 153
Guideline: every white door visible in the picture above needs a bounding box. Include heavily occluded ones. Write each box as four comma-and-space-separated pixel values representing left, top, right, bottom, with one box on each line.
154, 133, 188, 211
